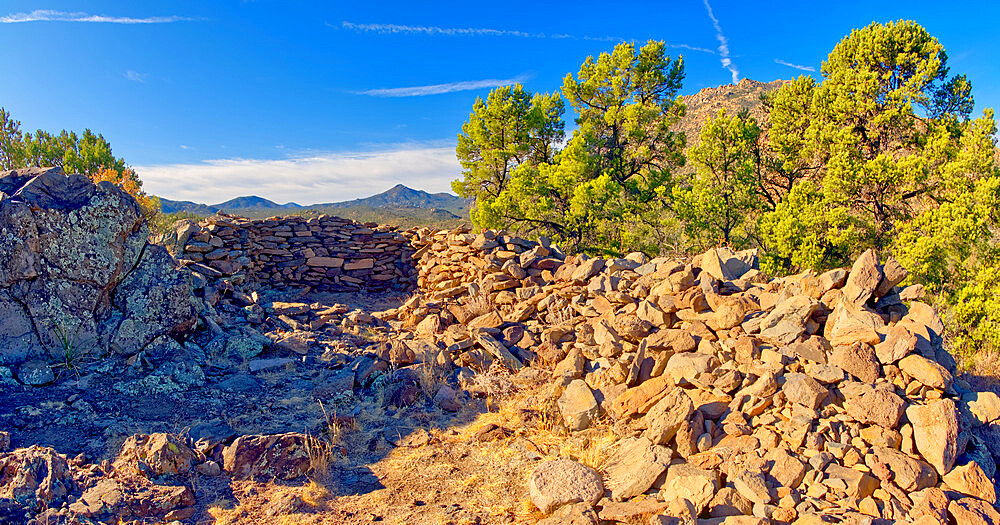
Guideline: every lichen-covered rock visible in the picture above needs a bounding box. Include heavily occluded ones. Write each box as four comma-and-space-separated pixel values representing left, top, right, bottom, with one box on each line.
222, 433, 312, 480
111, 244, 195, 355
113, 433, 198, 478
0, 445, 76, 512
0, 168, 197, 368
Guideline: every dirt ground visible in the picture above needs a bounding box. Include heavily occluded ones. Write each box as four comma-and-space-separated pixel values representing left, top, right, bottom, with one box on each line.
0, 289, 578, 525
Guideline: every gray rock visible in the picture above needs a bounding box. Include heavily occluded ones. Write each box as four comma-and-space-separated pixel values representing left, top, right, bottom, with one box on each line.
218, 373, 262, 393
528, 459, 603, 514
17, 360, 54, 385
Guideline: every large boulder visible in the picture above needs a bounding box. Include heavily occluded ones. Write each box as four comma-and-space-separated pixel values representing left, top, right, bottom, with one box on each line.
0, 168, 196, 370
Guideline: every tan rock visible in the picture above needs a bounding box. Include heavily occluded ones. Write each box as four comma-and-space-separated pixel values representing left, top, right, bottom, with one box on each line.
765, 447, 806, 489
609, 375, 672, 420
947, 497, 1000, 524
826, 300, 882, 347
641, 387, 694, 445
528, 459, 603, 514
962, 391, 1000, 427
906, 399, 959, 476
603, 437, 670, 500
658, 463, 719, 513
842, 248, 882, 305
941, 462, 996, 504
830, 342, 880, 383
871, 446, 937, 491
847, 388, 906, 428
782, 373, 828, 409
899, 354, 953, 390
558, 379, 600, 431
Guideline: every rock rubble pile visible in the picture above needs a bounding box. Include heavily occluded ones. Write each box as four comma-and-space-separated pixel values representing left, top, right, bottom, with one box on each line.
387, 227, 1000, 524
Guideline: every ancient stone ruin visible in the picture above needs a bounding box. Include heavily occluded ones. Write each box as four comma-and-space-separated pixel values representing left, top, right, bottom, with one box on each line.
169, 213, 417, 293
1, 167, 998, 524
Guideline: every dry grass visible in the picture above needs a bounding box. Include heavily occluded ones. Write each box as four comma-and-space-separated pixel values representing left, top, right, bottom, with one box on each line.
471, 362, 518, 410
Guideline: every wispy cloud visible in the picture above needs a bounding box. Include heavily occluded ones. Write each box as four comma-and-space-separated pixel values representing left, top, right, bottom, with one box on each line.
337, 21, 715, 54
0, 10, 193, 24
356, 75, 530, 97
135, 145, 460, 204
702, 0, 739, 83
124, 71, 148, 83
774, 58, 815, 72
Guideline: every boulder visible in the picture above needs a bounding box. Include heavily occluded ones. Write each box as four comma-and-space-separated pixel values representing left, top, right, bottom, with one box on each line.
941, 462, 996, 504
659, 463, 719, 512
0, 445, 76, 512
0, 168, 197, 364
842, 249, 882, 305
899, 354, 953, 390
222, 433, 312, 480
782, 373, 828, 409
847, 388, 906, 428
528, 459, 603, 514
641, 387, 694, 445
113, 433, 197, 477
603, 437, 670, 500
558, 380, 600, 431
871, 446, 937, 491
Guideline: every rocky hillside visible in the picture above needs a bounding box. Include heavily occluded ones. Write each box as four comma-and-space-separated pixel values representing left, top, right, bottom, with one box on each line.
675, 78, 788, 149
0, 167, 998, 524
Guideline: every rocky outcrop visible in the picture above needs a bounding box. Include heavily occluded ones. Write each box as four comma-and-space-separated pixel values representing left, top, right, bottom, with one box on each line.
0, 167, 196, 374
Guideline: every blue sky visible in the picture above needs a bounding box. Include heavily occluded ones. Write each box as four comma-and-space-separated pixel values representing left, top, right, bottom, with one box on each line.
1, 1, 999, 204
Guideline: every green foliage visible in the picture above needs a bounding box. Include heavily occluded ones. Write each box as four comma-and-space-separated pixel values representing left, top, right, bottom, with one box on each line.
758, 20, 984, 274
453, 85, 564, 229
454, 40, 686, 255
0, 105, 162, 227
675, 109, 762, 249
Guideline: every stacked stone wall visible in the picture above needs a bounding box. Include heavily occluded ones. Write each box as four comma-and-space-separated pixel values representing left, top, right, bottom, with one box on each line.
174, 214, 417, 292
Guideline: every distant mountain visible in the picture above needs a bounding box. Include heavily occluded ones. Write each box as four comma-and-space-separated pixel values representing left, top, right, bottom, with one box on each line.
211, 196, 303, 211
318, 184, 470, 214
158, 198, 220, 216
155, 184, 472, 229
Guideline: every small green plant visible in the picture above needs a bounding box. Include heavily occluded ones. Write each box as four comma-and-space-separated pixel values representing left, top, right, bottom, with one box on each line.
51, 322, 93, 377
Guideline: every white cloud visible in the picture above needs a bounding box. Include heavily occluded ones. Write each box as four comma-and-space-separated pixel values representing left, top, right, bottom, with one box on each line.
135, 145, 461, 204
702, 0, 739, 83
124, 70, 148, 83
356, 75, 530, 97
0, 10, 193, 23
338, 21, 715, 54
774, 58, 815, 72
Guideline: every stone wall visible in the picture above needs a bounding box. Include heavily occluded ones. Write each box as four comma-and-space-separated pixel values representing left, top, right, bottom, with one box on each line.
173, 214, 417, 292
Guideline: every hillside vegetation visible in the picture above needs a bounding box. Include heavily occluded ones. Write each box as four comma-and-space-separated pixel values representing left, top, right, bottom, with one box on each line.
454, 20, 1000, 366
